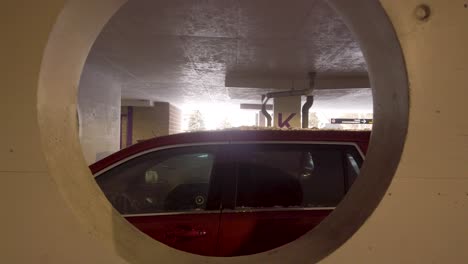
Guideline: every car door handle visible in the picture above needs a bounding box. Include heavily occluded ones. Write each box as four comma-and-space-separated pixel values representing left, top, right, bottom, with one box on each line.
168, 228, 207, 238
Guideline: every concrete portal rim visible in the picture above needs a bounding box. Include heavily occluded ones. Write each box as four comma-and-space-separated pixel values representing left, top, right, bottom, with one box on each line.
37, 0, 408, 263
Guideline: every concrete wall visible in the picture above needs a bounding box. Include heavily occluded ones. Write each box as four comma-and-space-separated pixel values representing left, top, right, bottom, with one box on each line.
121, 103, 182, 148
1, 1, 467, 264
78, 56, 121, 164
132, 103, 169, 143
169, 104, 182, 135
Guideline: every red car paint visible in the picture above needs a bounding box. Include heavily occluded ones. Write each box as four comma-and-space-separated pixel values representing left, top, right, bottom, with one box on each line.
217, 209, 332, 256
91, 130, 370, 257
125, 213, 220, 256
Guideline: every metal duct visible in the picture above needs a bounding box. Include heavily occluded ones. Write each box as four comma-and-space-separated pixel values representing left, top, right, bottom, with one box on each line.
302, 96, 314, 128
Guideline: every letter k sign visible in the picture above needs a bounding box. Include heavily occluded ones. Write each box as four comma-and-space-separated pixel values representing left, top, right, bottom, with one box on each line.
277, 113, 296, 128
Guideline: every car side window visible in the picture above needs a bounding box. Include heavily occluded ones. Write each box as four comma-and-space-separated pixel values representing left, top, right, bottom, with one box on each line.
95, 146, 218, 215
235, 144, 363, 209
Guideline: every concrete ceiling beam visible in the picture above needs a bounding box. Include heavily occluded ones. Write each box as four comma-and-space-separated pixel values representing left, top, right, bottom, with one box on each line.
121, 99, 154, 107
225, 74, 370, 90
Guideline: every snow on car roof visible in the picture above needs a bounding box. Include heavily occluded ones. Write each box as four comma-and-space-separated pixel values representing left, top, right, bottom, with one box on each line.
195, 126, 372, 132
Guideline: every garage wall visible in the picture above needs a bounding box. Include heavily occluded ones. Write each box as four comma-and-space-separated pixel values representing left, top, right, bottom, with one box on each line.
132, 103, 169, 144
78, 56, 121, 164
169, 104, 182, 135
126, 102, 182, 146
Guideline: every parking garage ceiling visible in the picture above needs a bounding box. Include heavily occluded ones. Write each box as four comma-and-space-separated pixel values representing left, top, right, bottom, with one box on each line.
87, 0, 369, 110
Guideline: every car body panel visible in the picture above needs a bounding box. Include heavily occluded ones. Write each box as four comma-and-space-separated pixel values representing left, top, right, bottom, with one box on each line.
215, 141, 364, 256
125, 212, 220, 256
217, 209, 332, 256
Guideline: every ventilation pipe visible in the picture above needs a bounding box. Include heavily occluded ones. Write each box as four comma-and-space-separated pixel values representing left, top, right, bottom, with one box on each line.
261, 95, 273, 127
260, 72, 316, 127
302, 72, 317, 128
302, 96, 314, 128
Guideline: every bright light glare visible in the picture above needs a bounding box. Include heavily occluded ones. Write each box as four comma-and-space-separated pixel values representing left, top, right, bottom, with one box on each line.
181, 102, 258, 131
180, 102, 373, 131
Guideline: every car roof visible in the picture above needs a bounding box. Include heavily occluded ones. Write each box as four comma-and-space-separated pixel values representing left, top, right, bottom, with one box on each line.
90, 129, 371, 174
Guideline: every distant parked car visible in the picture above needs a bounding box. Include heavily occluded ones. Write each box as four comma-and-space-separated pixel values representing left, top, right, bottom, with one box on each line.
91, 129, 370, 257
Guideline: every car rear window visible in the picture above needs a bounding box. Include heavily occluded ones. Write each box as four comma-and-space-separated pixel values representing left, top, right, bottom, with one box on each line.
234, 144, 363, 209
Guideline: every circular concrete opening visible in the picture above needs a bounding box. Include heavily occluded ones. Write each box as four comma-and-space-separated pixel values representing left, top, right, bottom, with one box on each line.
37, 0, 408, 263
81, 0, 373, 257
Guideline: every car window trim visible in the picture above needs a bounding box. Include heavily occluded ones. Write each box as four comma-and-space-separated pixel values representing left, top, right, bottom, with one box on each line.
222, 207, 335, 214
122, 209, 222, 218
93, 142, 230, 177
95, 140, 364, 217
94, 141, 364, 178
229, 141, 365, 159
122, 207, 336, 218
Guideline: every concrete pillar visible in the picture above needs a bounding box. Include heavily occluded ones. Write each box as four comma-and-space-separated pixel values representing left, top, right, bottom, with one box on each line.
169, 104, 182, 134
78, 59, 121, 164
132, 103, 169, 143
273, 96, 302, 128
258, 111, 266, 127
120, 106, 131, 149
121, 102, 182, 148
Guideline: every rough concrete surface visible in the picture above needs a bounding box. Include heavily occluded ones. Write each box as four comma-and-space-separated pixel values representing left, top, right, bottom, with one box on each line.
0, 0, 467, 263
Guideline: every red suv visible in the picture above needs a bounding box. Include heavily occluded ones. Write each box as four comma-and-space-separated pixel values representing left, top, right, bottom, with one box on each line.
91, 130, 370, 257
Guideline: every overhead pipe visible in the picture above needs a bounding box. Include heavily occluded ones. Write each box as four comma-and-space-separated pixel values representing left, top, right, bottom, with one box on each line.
261, 95, 272, 127
302, 72, 317, 128
302, 96, 314, 128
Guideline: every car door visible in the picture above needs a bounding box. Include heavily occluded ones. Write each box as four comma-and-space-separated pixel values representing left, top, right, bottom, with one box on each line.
95, 145, 227, 256
217, 143, 363, 257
